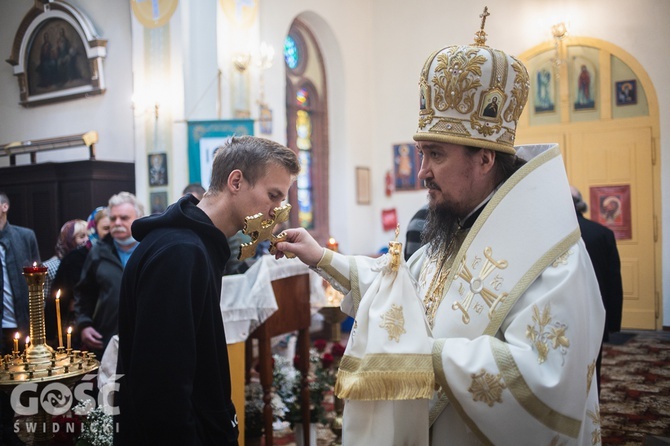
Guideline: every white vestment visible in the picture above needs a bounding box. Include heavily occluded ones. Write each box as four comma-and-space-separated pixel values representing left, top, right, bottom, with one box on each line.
316, 144, 605, 445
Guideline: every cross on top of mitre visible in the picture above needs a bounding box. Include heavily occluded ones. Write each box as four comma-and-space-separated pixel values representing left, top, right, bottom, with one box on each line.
238, 203, 292, 260
474, 6, 490, 46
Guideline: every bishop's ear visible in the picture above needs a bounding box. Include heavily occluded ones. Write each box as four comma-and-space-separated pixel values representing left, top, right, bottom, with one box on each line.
479, 149, 496, 174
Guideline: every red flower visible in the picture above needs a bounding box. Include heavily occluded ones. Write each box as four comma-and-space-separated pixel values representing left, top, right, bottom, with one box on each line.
313, 338, 328, 352
321, 353, 334, 369
330, 342, 346, 358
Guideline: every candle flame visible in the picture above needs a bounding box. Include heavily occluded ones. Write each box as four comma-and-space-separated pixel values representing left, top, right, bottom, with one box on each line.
25, 336, 29, 345
67, 326, 72, 334
56, 289, 61, 299
32, 262, 37, 267
14, 332, 19, 340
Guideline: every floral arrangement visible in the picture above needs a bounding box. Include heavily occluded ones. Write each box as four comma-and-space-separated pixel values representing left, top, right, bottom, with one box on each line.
71, 400, 113, 446
46, 401, 113, 446
272, 338, 345, 427
244, 380, 288, 438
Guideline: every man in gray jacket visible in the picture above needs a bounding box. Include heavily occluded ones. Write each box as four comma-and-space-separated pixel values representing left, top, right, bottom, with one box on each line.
75, 192, 143, 358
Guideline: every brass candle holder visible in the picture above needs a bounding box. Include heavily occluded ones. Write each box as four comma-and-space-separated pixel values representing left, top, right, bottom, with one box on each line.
0, 265, 99, 445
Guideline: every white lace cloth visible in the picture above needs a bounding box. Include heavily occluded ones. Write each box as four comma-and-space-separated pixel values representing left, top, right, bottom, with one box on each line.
220, 255, 326, 343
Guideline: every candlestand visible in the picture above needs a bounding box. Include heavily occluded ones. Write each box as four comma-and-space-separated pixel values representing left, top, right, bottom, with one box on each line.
0, 267, 99, 445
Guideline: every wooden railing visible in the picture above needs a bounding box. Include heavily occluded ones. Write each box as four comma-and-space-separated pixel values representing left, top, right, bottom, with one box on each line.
0, 131, 98, 166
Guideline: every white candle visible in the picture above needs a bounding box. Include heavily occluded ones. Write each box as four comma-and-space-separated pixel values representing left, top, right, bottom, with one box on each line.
67, 327, 72, 351
55, 289, 63, 348
13, 333, 19, 353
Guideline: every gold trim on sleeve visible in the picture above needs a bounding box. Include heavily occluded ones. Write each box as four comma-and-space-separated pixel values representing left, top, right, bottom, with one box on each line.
335, 353, 434, 400
319, 250, 353, 292
490, 338, 582, 438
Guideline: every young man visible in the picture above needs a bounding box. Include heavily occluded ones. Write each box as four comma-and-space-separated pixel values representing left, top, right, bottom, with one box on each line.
275, 12, 605, 446
115, 136, 300, 445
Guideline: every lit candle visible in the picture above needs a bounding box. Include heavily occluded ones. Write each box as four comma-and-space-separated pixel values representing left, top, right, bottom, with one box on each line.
67, 327, 72, 351
22, 262, 47, 274
25, 336, 30, 352
326, 237, 339, 252
55, 290, 63, 348
13, 333, 19, 353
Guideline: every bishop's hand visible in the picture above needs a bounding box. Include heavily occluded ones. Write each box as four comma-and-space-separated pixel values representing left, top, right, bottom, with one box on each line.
274, 227, 325, 267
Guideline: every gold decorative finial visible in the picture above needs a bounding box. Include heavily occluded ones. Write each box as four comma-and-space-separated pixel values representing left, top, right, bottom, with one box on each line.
474, 6, 490, 46
388, 224, 402, 271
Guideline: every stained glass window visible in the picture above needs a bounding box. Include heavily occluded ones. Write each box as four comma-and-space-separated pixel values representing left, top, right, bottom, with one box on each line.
285, 19, 328, 240
296, 88, 309, 107
284, 35, 299, 70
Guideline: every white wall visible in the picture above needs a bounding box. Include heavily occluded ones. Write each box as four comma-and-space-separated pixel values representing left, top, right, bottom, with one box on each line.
0, 0, 134, 165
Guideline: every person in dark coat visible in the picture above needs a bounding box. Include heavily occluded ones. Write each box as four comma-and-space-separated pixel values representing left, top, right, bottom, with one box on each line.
115, 136, 301, 445
0, 191, 40, 446
404, 204, 429, 261
75, 192, 144, 358
571, 186, 624, 394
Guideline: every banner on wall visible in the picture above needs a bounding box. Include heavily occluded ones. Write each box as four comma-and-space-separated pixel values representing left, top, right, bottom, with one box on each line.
187, 120, 254, 189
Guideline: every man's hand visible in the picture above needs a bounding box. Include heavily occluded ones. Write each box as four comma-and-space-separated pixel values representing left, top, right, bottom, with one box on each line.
81, 326, 104, 350
274, 228, 325, 267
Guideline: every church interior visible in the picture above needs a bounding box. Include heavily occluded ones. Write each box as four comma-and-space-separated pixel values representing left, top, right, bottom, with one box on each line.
0, 0, 669, 444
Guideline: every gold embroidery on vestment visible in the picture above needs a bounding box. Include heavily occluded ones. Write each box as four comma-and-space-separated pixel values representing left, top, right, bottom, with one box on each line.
552, 249, 573, 267
587, 359, 596, 394
420, 236, 461, 328
379, 304, 406, 342
525, 303, 570, 364
468, 368, 506, 407
588, 405, 601, 445
452, 246, 508, 324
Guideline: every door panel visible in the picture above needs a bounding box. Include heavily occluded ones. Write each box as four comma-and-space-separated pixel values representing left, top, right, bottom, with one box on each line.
571, 127, 655, 329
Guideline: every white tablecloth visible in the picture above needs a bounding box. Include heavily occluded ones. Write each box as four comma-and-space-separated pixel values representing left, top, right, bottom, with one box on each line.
220, 255, 327, 343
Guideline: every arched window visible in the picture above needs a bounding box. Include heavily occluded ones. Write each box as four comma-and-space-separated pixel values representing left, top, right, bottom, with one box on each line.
284, 19, 329, 243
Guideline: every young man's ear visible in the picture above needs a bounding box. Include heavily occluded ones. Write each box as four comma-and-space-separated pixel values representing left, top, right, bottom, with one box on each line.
227, 170, 244, 193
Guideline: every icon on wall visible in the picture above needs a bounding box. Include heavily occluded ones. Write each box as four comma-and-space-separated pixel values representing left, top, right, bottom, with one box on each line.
148, 153, 168, 187
615, 80, 637, 106
589, 185, 632, 240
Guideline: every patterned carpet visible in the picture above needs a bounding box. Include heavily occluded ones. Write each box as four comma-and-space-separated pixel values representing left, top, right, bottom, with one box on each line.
270, 330, 670, 446
600, 330, 670, 445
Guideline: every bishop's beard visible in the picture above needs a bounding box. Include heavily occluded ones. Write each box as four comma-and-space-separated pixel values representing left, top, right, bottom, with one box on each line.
422, 202, 462, 257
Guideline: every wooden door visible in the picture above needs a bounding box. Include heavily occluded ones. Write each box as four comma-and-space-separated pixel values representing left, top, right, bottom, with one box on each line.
517, 126, 657, 329
569, 126, 656, 329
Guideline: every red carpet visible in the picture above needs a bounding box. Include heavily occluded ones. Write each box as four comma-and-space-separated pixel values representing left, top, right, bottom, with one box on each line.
601, 330, 670, 445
